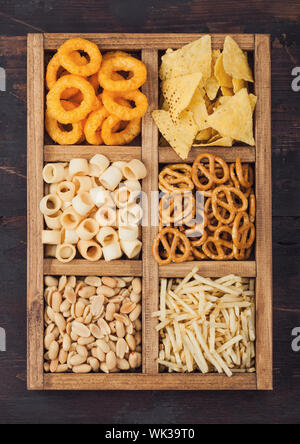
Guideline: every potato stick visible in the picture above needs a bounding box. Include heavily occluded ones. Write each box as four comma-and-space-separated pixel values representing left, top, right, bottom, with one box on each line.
184, 333, 208, 374
169, 291, 198, 316
217, 335, 244, 354
156, 320, 171, 331
209, 314, 215, 353
218, 302, 251, 309
174, 267, 199, 293
157, 359, 182, 372
185, 330, 209, 374
194, 274, 242, 296
160, 278, 167, 321
212, 351, 233, 377
183, 343, 194, 373
174, 321, 182, 352
215, 275, 241, 285
192, 322, 223, 373
229, 308, 236, 335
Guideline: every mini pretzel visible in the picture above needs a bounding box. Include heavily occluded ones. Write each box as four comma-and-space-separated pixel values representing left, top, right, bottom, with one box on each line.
212, 186, 248, 225
203, 226, 234, 260
205, 198, 224, 232
232, 212, 256, 250
153, 227, 191, 265
230, 162, 253, 198
159, 193, 195, 226
192, 153, 230, 192
233, 245, 252, 261
159, 165, 194, 193
249, 193, 256, 223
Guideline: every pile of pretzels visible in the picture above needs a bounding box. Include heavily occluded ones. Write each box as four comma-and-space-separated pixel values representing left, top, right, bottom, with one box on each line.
153, 153, 256, 265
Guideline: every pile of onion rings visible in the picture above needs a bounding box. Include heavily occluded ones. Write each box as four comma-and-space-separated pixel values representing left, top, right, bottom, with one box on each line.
45, 37, 148, 146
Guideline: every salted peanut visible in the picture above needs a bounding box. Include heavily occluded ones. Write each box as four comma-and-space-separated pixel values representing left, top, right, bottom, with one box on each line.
106, 351, 117, 371
136, 345, 142, 353
60, 299, 71, 314
76, 344, 88, 359
115, 278, 126, 288
126, 334, 136, 352
85, 276, 102, 287
62, 334, 71, 352
120, 301, 136, 315
122, 277, 134, 283
73, 364, 92, 374
45, 276, 59, 287
51, 291, 62, 313
75, 300, 86, 318
64, 285, 76, 304
92, 347, 106, 362
52, 326, 60, 339
69, 354, 87, 366
116, 338, 128, 359
130, 292, 141, 304
87, 357, 100, 372
67, 276, 76, 288
109, 340, 116, 353
114, 313, 130, 327
45, 323, 55, 337
45, 333, 55, 350
46, 306, 56, 323
44, 362, 50, 373
71, 332, 79, 342
90, 324, 103, 339
50, 359, 59, 373
105, 302, 116, 322
116, 320, 126, 338
58, 275, 67, 292
72, 321, 91, 338
90, 295, 104, 318
117, 358, 130, 371
79, 286, 96, 298
96, 339, 110, 354
126, 323, 134, 335
109, 321, 117, 334
109, 334, 118, 342
102, 277, 118, 289
56, 364, 69, 373
54, 313, 66, 333
132, 278, 142, 294
49, 341, 59, 361
59, 349, 68, 365
129, 352, 141, 369
100, 362, 110, 374
97, 285, 115, 298
109, 295, 124, 304
78, 336, 94, 346
129, 304, 142, 322
134, 318, 142, 332
97, 318, 111, 336
135, 331, 142, 346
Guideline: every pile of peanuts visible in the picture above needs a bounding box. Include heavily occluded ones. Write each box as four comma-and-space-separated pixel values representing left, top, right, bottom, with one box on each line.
44, 275, 142, 374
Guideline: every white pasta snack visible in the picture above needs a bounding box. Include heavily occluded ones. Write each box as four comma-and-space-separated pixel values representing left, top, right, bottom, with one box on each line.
49, 183, 58, 194
100, 166, 122, 191
119, 203, 143, 226
44, 211, 62, 230
112, 161, 127, 175
69, 158, 89, 177
60, 207, 82, 230
43, 163, 66, 184
56, 243, 76, 263
95, 206, 118, 227
76, 218, 99, 241
122, 159, 147, 181
96, 227, 119, 247
77, 240, 103, 262
113, 186, 135, 208
73, 176, 93, 193
120, 239, 142, 259
42, 230, 61, 245
40, 194, 61, 216
90, 186, 114, 208
89, 154, 110, 176
124, 180, 142, 192
56, 181, 76, 202
119, 225, 139, 241
61, 228, 79, 245
72, 191, 94, 216
102, 242, 123, 262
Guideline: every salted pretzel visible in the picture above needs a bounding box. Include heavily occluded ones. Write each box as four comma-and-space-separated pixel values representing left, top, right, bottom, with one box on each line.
205, 198, 224, 232
230, 162, 253, 198
159, 165, 194, 193
159, 193, 195, 226
249, 193, 256, 223
203, 226, 234, 260
212, 186, 248, 225
192, 153, 230, 193
232, 212, 255, 250
233, 245, 252, 261
153, 227, 191, 265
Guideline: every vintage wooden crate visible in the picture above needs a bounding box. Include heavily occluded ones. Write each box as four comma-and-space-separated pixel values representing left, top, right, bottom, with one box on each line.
27, 33, 272, 391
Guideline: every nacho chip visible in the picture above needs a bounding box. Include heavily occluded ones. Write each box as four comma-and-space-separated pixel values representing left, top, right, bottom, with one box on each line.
223, 36, 254, 82
215, 53, 233, 88
233, 78, 248, 93
193, 136, 233, 147
205, 88, 255, 145
195, 127, 212, 142
204, 49, 221, 100
186, 87, 209, 131
152, 110, 198, 160
249, 93, 257, 113
221, 86, 234, 96
162, 72, 203, 122
160, 35, 212, 82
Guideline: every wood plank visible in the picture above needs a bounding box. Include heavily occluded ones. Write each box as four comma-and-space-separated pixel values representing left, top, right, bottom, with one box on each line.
159, 146, 256, 164
44, 259, 142, 277
44, 145, 141, 162
255, 35, 273, 391
27, 34, 45, 391
160, 262, 257, 278
44, 373, 257, 391
44, 33, 255, 50
141, 49, 159, 375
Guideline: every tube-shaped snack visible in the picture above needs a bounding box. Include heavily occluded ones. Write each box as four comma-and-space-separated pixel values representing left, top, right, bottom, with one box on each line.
42, 230, 61, 245
73, 176, 93, 193
69, 158, 89, 177
76, 218, 99, 241
120, 239, 142, 259
72, 191, 94, 216
43, 163, 66, 184
56, 181, 76, 202
44, 210, 62, 230
100, 166, 122, 191
122, 160, 147, 181
112, 161, 127, 176
49, 183, 58, 194
61, 228, 79, 245
56, 243, 76, 263
95, 206, 118, 227
118, 225, 139, 241
96, 227, 119, 247
89, 154, 110, 176
113, 186, 135, 209
45, 244, 57, 258
40, 194, 62, 216
90, 187, 115, 208
64, 167, 72, 182
102, 242, 123, 262
77, 240, 102, 262
61, 201, 72, 211
119, 203, 143, 226
60, 207, 82, 230
124, 180, 142, 192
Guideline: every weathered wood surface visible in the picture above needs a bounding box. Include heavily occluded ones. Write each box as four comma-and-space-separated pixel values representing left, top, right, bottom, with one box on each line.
0, 0, 300, 424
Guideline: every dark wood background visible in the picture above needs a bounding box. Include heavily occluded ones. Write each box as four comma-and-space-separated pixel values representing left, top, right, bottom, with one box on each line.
0, 0, 299, 425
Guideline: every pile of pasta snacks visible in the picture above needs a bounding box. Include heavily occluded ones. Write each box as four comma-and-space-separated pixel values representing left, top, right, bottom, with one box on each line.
44, 275, 142, 374
40, 155, 147, 262
153, 267, 256, 377
46, 37, 149, 146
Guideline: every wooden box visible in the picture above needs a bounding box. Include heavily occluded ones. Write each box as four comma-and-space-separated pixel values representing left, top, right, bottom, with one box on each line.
27, 33, 272, 391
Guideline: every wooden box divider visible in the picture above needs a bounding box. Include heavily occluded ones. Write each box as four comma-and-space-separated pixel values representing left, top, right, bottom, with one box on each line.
27, 33, 272, 391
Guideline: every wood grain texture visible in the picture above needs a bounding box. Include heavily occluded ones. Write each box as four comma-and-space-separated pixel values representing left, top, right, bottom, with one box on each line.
44, 146, 141, 162
27, 34, 44, 390
141, 49, 159, 375
44, 259, 142, 276
160, 262, 257, 278
254, 35, 273, 391
159, 146, 256, 163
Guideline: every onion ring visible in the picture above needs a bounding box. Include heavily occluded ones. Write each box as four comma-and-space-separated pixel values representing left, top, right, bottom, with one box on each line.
99, 55, 147, 91
84, 106, 110, 145
101, 115, 141, 146
46, 100, 84, 145
102, 90, 148, 120
58, 38, 102, 77
47, 75, 96, 124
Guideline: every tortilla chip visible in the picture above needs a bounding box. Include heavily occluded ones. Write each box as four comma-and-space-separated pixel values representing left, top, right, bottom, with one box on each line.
204, 49, 221, 100
213, 95, 231, 111
223, 36, 254, 82
152, 110, 198, 160
160, 35, 212, 82
162, 72, 203, 122
221, 86, 234, 96
186, 87, 209, 130
249, 93, 257, 113
205, 88, 255, 145
215, 53, 233, 88
195, 127, 213, 142
193, 136, 233, 147
233, 78, 248, 93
